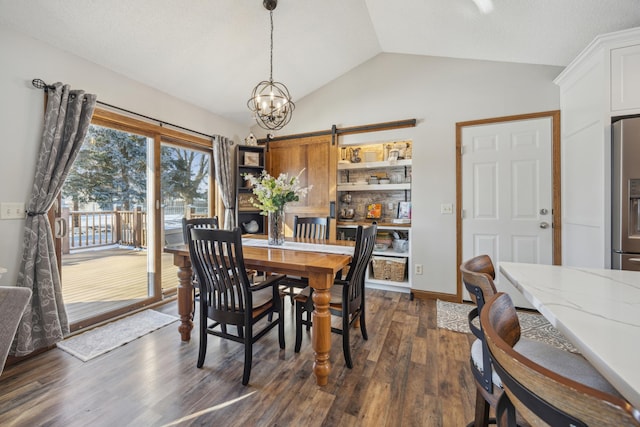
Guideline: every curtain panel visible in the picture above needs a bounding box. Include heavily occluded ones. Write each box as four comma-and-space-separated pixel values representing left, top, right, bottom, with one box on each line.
13, 83, 96, 356
213, 135, 236, 229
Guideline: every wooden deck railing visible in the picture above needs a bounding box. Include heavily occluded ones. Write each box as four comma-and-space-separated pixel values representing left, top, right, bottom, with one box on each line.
61, 208, 147, 253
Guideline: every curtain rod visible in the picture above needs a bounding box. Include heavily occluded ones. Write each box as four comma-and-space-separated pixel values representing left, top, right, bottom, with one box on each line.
258, 119, 417, 144
32, 79, 215, 140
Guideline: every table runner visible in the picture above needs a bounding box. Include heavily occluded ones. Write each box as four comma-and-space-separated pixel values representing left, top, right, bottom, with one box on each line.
242, 238, 354, 255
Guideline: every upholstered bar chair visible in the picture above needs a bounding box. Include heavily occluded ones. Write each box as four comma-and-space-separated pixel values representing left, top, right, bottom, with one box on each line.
461, 255, 624, 427
187, 227, 285, 385
482, 292, 640, 427
0, 286, 32, 376
294, 224, 376, 368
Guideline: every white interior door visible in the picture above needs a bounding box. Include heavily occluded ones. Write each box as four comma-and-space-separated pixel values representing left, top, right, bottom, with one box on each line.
462, 117, 553, 308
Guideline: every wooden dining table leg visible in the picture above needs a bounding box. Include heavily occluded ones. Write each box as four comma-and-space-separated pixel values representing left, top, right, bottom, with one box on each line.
173, 253, 194, 342
309, 271, 334, 386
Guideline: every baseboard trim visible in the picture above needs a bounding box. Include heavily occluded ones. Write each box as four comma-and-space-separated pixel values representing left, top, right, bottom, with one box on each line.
411, 289, 460, 302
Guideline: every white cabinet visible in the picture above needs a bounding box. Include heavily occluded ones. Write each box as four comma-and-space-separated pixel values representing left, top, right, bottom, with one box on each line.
611, 43, 640, 111
336, 140, 413, 292
554, 27, 640, 268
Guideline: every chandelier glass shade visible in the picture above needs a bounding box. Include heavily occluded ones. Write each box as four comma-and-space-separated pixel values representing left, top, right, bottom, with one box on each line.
247, 1, 294, 131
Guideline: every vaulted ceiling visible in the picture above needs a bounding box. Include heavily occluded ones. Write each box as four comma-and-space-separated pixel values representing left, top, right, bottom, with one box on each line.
2, 0, 640, 126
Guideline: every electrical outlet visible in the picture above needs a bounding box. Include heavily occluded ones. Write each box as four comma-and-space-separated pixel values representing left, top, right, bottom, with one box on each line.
440, 203, 453, 214
0, 202, 26, 219
415, 264, 423, 275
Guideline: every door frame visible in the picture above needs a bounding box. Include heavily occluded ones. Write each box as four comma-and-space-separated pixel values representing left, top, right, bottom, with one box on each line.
455, 110, 561, 301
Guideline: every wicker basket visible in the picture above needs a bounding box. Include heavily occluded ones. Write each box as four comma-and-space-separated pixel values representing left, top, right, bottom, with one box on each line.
371, 256, 407, 282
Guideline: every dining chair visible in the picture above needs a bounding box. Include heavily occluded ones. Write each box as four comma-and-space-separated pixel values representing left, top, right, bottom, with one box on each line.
280, 216, 332, 304
293, 215, 330, 240
182, 216, 220, 311
482, 292, 640, 427
294, 224, 376, 368
182, 216, 219, 243
187, 227, 286, 385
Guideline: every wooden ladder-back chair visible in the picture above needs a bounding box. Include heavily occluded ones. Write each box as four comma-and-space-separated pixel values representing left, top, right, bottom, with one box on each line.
182, 216, 219, 243
280, 216, 332, 304
293, 215, 330, 240
293, 224, 376, 368
482, 292, 640, 427
182, 216, 220, 310
187, 227, 285, 385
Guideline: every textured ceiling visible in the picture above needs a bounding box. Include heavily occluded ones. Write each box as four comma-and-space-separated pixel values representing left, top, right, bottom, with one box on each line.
1, 0, 640, 126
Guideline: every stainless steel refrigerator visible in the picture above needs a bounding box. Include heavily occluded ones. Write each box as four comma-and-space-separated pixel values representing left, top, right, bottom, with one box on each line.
612, 116, 640, 270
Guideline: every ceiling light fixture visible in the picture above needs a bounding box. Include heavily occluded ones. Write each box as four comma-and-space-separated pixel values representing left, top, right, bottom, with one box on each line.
472, 0, 494, 14
247, 0, 294, 131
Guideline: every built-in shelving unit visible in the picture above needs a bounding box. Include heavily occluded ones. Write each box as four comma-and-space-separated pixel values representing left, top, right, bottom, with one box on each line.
336, 140, 412, 293
236, 145, 266, 234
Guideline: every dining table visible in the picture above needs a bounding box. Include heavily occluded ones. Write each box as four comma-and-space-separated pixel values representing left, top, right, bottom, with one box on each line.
499, 262, 640, 409
164, 235, 354, 386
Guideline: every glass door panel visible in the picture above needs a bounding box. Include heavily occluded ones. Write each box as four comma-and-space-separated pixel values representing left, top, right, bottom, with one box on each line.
160, 143, 211, 294
60, 124, 155, 329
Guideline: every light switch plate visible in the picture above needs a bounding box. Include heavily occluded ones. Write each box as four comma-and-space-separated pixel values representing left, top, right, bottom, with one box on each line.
1, 202, 26, 219
440, 203, 453, 214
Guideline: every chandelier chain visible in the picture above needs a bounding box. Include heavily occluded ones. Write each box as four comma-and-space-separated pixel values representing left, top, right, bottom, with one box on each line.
247, 0, 294, 130
269, 11, 273, 82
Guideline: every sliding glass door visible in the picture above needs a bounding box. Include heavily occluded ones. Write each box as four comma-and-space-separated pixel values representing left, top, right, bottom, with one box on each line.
55, 108, 216, 332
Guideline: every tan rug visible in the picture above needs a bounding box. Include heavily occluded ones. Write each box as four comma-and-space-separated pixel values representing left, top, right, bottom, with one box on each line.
56, 310, 178, 361
436, 300, 579, 353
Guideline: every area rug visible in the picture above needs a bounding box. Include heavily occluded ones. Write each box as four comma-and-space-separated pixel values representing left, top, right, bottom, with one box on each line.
437, 300, 579, 353
57, 310, 179, 362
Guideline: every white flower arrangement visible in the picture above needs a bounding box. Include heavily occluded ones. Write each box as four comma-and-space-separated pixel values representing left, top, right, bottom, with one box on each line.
243, 169, 312, 215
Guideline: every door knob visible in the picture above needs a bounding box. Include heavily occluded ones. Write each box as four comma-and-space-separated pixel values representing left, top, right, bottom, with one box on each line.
540, 208, 548, 215
539, 221, 550, 229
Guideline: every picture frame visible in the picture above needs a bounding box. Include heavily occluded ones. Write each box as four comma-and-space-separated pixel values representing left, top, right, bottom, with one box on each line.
366, 203, 382, 219
397, 201, 412, 219
238, 193, 255, 211
244, 152, 260, 166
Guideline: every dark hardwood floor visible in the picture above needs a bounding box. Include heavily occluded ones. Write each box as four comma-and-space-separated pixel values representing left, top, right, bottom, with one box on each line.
0, 290, 476, 426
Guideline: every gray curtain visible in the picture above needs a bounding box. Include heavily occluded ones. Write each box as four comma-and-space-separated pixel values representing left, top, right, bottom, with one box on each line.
13, 83, 97, 356
213, 135, 236, 229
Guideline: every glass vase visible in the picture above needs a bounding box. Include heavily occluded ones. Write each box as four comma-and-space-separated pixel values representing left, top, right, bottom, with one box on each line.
268, 208, 285, 245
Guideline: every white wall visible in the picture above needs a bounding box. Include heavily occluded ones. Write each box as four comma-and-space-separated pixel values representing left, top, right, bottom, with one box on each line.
1, 23, 563, 297
256, 53, 563, 296
0, 24, 248, 286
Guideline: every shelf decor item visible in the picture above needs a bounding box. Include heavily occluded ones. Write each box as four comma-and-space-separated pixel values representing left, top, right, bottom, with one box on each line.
366, 203, 382, 219
371, 256, 407, 281
244, 169, 311, 245
398, 201, 412, 219
244, 152, 260, 166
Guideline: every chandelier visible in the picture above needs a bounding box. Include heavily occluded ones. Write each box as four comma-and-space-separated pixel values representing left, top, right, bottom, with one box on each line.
247, 0, 295, 131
